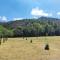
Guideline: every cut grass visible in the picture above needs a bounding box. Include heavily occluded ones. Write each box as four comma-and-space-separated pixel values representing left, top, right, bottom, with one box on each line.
0, 36, 60, 60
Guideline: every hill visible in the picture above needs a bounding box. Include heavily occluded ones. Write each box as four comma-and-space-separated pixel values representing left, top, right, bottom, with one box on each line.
2, 17, 60, 29
0, 17, 60, 37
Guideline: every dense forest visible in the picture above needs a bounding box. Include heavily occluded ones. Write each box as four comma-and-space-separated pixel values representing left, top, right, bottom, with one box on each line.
0, 16, 60, 37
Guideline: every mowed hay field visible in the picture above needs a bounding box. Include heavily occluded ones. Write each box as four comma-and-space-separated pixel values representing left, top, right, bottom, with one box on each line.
0, 36, 60, 60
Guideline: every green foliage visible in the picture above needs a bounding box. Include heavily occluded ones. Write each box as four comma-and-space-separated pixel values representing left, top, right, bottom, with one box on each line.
0, 17, 60, 37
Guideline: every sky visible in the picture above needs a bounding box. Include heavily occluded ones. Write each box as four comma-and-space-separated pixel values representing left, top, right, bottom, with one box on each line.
0, 0, 60, 22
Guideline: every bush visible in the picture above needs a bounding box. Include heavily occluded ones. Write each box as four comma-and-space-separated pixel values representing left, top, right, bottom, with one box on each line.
26, 38, 27, 40
45, 44, 49, 50
30, 40, 32, 43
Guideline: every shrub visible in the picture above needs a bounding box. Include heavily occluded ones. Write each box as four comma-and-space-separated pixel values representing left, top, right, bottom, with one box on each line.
30, 40, 32, 43
26, 38, 27, 40
45, 44, 49, 50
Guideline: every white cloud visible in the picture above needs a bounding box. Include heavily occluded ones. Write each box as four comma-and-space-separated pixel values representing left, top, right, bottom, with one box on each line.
0, 16, 8, 22
13, 17, 23, 21
57, 12, 60, 15
33, 16, 38, 19
2, 16, 7, 21
31, 7, 52, 17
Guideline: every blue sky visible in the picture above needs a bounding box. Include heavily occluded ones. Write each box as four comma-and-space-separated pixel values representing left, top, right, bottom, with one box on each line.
0, 0, 60, 21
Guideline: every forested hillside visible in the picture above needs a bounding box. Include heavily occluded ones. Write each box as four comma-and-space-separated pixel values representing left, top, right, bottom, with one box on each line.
0, 17, 60, 37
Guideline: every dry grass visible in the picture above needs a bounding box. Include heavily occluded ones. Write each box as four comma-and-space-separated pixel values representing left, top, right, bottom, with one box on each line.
0, 36, 60, 60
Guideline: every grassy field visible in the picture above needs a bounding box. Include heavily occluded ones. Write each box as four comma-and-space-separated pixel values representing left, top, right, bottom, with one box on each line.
0, 36, 60, 60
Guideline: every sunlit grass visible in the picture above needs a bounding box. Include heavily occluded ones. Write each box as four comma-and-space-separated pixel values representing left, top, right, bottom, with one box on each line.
0, 36, 60, 60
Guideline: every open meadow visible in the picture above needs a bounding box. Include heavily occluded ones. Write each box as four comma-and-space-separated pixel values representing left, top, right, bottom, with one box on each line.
0, 36, 60, 60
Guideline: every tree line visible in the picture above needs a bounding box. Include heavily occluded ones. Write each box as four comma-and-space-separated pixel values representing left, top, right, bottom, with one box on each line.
0, 17, 60, 37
